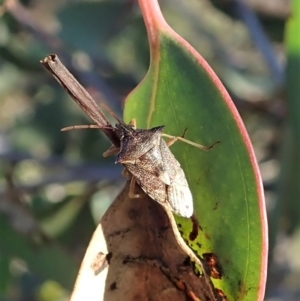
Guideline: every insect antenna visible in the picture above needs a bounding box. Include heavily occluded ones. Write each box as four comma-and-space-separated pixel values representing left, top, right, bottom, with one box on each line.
99, 103, 135, 136
100, 103, 124, 125
61, 124, 114, 132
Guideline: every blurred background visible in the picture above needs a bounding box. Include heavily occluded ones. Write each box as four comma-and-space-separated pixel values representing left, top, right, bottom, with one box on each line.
0, 0, 298, 300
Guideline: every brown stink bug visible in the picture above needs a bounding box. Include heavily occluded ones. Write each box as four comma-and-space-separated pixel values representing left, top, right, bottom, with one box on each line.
103, 118, 193, 217
101, 112, 218, 218
41, 54, 219, 218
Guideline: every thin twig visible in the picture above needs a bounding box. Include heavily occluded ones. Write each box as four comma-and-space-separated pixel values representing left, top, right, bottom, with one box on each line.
40, 54, 120, 147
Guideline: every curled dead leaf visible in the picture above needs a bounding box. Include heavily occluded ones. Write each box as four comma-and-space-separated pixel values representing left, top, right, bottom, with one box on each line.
70, 182, 223, 301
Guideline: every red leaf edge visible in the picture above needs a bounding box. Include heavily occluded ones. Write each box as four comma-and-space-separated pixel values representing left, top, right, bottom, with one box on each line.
135, 0, 268, 300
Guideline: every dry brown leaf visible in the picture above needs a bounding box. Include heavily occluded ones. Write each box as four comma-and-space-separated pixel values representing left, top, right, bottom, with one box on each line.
70, 182, 221, 301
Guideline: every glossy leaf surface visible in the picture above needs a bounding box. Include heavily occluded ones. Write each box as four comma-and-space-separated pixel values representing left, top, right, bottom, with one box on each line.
123, 1, 267, 300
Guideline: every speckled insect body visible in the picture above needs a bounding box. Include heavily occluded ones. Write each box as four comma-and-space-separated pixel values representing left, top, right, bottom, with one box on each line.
114, 122, 193, 218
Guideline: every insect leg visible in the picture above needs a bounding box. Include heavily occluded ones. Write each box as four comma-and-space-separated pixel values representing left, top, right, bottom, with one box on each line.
121, 168, 131, 179
162, 133, 220, 151
128, 118, 137, 129
103, 145, 120, 157
129, 176, 141, 198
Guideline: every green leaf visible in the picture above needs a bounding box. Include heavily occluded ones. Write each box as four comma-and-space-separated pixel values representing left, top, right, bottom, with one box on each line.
285, 0, 300, 55
123, 1, 267, 301
285, 0, 300, 141
273, 0, 300, 241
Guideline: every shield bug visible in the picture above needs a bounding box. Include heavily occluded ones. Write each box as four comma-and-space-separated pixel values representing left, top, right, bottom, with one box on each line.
102, 117, 195, 217
41, 54, 219, 218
